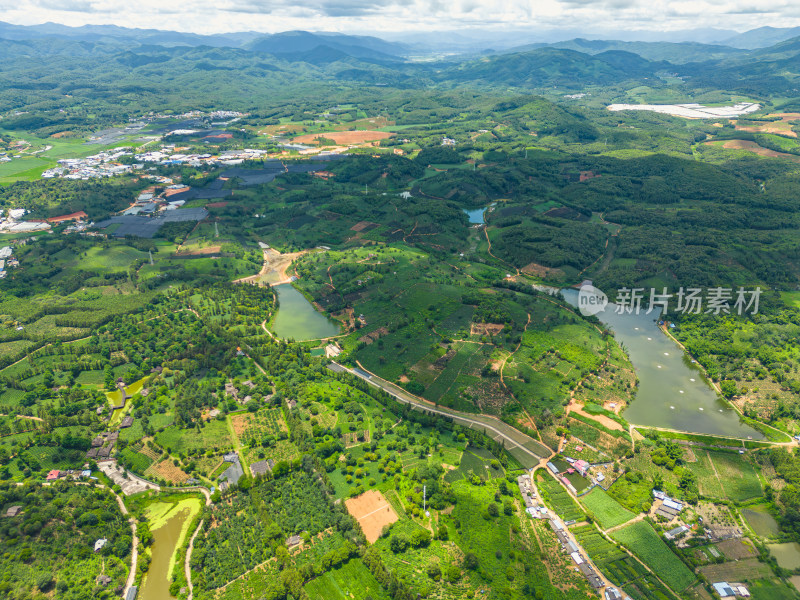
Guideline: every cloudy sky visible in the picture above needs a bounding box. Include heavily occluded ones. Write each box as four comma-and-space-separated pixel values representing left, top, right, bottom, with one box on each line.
1, 0, 799, 35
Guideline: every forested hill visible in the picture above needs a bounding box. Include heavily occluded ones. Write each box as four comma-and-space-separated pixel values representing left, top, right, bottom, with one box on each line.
4, 30, 800, 116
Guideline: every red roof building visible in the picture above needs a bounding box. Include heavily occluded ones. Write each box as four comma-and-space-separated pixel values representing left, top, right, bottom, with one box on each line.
46, 469, 60, 480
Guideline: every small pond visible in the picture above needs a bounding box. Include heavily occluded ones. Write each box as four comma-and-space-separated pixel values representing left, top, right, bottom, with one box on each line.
549, 457, 592, 493
464, 208, 485, 224
769, 542, 800, 570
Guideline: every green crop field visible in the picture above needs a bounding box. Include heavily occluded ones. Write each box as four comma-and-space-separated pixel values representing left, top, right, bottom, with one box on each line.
581, 487, 636, 530
610, 521, 696, 592
573, 524, 649, 588
537, 472, 585, 522
688, 450, 762, 501
156, 419, 233, 454
305, 560, 390, 600
712, 452, 763, 501
687, 451, 725, 498
117, 446, 154, 473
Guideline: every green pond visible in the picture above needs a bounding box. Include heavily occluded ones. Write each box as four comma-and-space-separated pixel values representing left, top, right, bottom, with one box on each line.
106, 377, 148, 422
562, 289, 763, 439
770, 542, 800, 570
742, 506, 780, 537
270, 283, 341, 341
140, 502, 197, 600
550, 458, 591, 493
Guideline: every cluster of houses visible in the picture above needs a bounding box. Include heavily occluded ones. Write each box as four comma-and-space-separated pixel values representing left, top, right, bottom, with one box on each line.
42, 467, 94, 482
664, 524, 690, 541
0, 245, 19, 279
0, 209, 95, 239
517, 473, 548, 519
712, 582, 750, 598
549, 517, 605, 590
148, 109, 244, 124
42, 148, 134, 180
546, 456, 597, 495
652, 490, 684, 520
122, 184, 194, 216
86, 431, 120, 460
0, 208, 49, 234
134, 145, 270, 168
40, 132, 269, 181
216, 379, 264, 406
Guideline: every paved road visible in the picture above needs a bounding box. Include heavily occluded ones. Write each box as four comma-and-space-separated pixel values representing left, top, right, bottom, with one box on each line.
335, 361, 551, 467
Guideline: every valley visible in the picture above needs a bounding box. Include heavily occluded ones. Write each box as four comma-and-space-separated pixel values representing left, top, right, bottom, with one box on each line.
2, 17, 800, 600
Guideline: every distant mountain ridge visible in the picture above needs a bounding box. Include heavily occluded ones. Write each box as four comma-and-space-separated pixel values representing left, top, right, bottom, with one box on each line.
722, 26, 800, 49
506, 38, 746, 64
2, 21, 800, 96
244, 31, 408, 62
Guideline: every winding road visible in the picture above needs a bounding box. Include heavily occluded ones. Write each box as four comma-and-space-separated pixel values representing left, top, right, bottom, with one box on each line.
338, 361, 551, 466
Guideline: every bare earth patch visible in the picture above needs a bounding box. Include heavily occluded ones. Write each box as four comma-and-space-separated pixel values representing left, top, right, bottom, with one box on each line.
345, 489, 399, 543
174, 245, 222, 256
235, 248, 307, 286
350, 221, 379, 232
713, 139, 800, 163
568, 403, 623, 431
521, 262, 565, 278
717, 538, 756, 560
147, 459, 190, 484
470, 323, 505, 336
230, 413, 254, 438
733, 114, 799, 137
293, 131, 393, 145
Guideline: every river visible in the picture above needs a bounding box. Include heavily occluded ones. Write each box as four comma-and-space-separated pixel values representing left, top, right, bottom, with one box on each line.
561, 289, 763, 439
270, 283, 341, 341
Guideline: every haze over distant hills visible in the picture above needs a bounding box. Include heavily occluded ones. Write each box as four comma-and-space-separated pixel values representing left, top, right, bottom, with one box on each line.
1, 19, 800, 103
721, 26, 800, 49
0, 20, 797, 55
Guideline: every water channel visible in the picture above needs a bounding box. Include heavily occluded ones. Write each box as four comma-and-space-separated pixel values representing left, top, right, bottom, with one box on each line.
561, 289, 763, 439
270, 283, 341, 341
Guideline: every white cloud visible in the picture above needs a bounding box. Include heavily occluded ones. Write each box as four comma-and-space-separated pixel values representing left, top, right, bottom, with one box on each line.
0, 0, 798, 34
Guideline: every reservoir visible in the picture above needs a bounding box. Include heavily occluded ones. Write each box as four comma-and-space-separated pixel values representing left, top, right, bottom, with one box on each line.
271, 283, 341, 341
464, 208, 485, 224
561, 289, 763, 439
